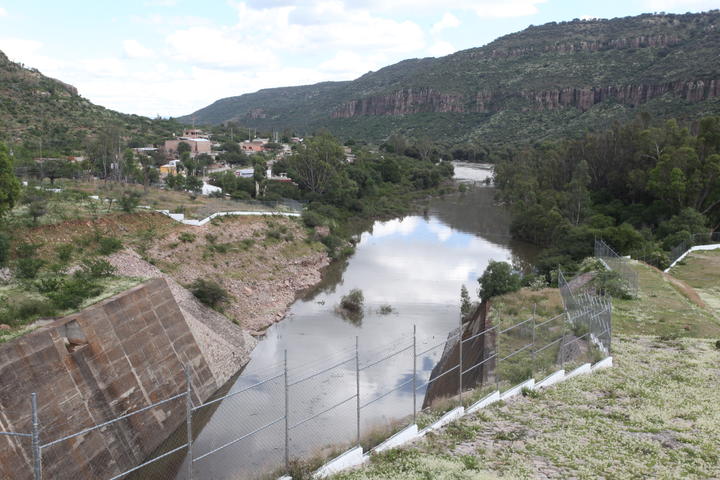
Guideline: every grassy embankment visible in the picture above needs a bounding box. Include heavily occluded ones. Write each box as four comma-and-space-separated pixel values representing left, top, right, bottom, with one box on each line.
331, 253, 720, 480
0, 195, 328, 341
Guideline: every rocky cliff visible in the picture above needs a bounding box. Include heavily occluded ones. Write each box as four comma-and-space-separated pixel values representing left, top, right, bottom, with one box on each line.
182, 10, 720, 145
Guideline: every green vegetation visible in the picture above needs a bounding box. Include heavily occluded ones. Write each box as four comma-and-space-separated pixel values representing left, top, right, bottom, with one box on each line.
189, 278, 230, 311
340, 289, 364, 313
477, 261, 522, 302
0, 50, 182, 159
494, 115, 720, 275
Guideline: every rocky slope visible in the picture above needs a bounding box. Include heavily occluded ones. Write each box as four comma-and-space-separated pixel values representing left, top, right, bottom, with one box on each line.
181, 11, 720, 146
0, 50, 180, 154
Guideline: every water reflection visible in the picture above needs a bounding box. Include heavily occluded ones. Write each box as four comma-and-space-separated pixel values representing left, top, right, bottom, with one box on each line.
171, 165, 537, 479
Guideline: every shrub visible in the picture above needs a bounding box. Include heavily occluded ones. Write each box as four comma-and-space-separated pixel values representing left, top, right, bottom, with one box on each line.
15, 257, 45, 279
591, 270, 633, 299
178, 232, 196, 243
340, 289, 364, 312
190, 278, 230, 310
47, 277, 102, 310
35, 276, 64, 294
55, 243, 74, 263
379, 304, 393, 315
301, 210, 325, 228
119, 190, 141, 212
97, 236, 123, 255
0, 233, 8, 267
477, 261, 522, 302
79, 258, 116, 279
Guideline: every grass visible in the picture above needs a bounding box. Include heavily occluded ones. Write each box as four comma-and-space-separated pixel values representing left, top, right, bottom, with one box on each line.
333, 336, 720, 480
669, 249, 720, 316
612, 261, 720, 338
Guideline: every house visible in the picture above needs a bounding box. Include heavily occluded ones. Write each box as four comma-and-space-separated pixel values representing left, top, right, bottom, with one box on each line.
164, 137, 212, 157
236, 168, 255, 178
240, 140, 266, 154
159, 159, 181, 176
201, 183, 222, 196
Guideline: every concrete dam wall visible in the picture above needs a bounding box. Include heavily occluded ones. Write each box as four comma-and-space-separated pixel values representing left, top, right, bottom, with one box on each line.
0, 278, 219, 480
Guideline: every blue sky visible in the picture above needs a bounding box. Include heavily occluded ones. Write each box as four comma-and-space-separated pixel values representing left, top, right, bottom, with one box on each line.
0, 0, 716, 118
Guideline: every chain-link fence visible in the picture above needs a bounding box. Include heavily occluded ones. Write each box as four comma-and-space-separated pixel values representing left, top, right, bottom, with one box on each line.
668, 232, 720, 265
3, 289, 612, 480
594, 238, 639, 295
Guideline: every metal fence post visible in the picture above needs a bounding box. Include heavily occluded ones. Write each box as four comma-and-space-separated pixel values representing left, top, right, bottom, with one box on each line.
458, 317, 463, 407
412, 325, 417, 425
355, 336, 360, 447
184, 365, 193, 480
31, 392, 41, 480
531, 304, 537, 375
284, 349, 289, 472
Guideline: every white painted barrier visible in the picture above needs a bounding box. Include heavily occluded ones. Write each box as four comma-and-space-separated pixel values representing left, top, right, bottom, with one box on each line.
313, 446, 365, 478
591, 356, 613, 371
277, 476, 292, 480
466, 391, 500, 414
372, 424, 418, 453
500, 378, 535, 401
565, 363, 591, 380
419, 406, 465, 436
534, 370, 565, 390
665, 244, 720, 272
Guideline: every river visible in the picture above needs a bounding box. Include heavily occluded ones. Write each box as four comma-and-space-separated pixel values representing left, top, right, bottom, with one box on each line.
165, 163, 535, 479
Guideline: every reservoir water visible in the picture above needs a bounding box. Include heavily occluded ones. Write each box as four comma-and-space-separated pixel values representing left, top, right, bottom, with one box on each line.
167, 163, 536, 479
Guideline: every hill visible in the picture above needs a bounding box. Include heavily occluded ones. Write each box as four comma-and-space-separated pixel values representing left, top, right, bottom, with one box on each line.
0, 50, 181, 156
181, 11, 720, 146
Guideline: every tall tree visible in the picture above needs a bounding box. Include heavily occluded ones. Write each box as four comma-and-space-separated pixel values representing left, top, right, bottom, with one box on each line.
0, 143, 21, 217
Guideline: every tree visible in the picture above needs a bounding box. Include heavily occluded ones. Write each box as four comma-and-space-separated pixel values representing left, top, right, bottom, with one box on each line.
28, 199, 47, 224
185, 176, 203, 193
460, 285, 473, 320
287, 133, 344, 194
0, 143, 21, 217
477, 261, 522, 302
177, 141, 192, 155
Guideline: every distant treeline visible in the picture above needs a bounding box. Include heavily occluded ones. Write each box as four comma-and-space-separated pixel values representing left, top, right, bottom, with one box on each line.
494, 115, 720, 272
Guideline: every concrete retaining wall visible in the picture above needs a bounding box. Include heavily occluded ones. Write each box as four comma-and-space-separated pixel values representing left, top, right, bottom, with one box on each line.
0, 278, 217, 480
156, 209, 300, 227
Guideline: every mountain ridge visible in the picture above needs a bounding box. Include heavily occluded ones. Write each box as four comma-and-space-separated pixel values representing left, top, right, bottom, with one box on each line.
180, 10, 720, 145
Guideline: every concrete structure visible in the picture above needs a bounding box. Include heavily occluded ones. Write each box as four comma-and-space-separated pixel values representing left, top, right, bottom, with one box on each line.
0, 279, 218, 480
201, 182, 222, 196
241, 140, 266, 154
164, 137, 212, 157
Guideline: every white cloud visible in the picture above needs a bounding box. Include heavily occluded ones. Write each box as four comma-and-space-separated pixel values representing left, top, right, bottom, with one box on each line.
166, 27, 277, 69
0, 7, 7, 17
642, 0, 720, 10
427, 41, 455, 57
0, 37, 63, 72
431, 12, 460, 34
145, 0, 176, 5
123, 39, 154, 59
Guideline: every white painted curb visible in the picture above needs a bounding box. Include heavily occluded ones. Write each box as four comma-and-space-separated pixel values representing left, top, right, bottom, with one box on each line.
153, 208, 301, 227
500, 378, 535, 400
466, 391, 500, 414
313, 446, 364, 478
591, 356, 613, 371
565, 363, 591, 380
665, 244, 720, 272
534, 370, 565, 390
372, 424, 419, 453
418, 406, 465, 436
278, 476, 292, 480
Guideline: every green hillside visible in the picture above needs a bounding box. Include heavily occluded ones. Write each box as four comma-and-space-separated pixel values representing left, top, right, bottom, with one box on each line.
0, 51, 181, 157
181, 11, 720, 146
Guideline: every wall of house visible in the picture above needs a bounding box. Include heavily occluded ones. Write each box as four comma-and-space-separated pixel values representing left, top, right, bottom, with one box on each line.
0, 278, 217, 480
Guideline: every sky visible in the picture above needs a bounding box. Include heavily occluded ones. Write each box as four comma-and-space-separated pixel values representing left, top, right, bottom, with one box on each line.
0, 0, 717, 118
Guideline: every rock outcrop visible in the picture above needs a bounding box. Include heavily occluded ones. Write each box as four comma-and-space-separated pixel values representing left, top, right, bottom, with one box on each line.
332, 78, 720, 118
